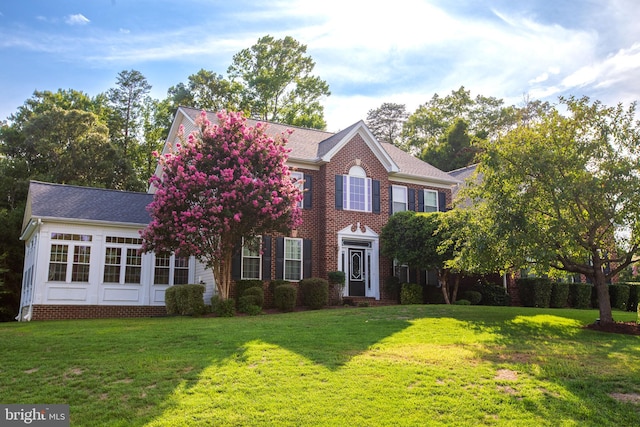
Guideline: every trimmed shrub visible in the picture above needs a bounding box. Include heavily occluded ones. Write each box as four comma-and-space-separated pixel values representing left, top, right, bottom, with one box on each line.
626, 283, 640, 312
211, 295, 235, 317
424, 285, 445, 304
569, 283, 592, 309
300, 278, 329, 309
609, 283, 630, 310
401, 283, 423, 305
274, 284, 297, 312
165, 284, 205, 316
517, 278, 553, 308
243, 286, 264, 308
550, 282, 570, 308
454, 299, 471, 305
238, 295, 262, 315
473, 282, 510, 306
327, 271, 346, 286
383, 276, 402, 303
461, 291, 482, 305
235, 280, 263, 303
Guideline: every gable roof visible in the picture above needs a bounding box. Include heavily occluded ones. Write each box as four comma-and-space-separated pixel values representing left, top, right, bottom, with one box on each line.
22, 181, 153, 234
173, 107, 458, 184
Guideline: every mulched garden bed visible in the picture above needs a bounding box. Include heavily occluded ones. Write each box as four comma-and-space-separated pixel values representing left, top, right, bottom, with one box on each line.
584, 321, 640, 336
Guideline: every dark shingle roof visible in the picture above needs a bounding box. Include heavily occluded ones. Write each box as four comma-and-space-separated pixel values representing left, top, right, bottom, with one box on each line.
27, 181, 153, 225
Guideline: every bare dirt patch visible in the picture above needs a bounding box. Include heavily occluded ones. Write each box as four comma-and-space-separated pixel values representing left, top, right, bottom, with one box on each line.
610, 393, 640, 404
495, 369, 518, 381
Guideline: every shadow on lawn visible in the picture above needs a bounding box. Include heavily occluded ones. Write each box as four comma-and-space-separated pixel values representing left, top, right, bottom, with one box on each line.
426, 306, 640, 426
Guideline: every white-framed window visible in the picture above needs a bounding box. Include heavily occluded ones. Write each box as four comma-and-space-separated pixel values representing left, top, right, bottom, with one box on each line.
47, 233, 92, 282
343, 166, 372, 212
291, 171, 304, 208
103, 236, 143, 284
393, 259, 410, 283
154, 254, 190, 285
392, 185, 408, 213
242, 236, 262, 280
284, 238, 303, 281
424, 190, 438, 212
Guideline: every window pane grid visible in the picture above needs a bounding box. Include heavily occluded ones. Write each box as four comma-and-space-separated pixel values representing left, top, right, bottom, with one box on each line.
124, 248, 142, 284
71, 246, 91, 282
154, 255, 170, 284
103, 247, 121, 283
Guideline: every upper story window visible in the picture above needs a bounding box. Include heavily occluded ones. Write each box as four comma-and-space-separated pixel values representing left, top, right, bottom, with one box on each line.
290, 171, 304, 208
392, 185, 408, 213
423, 190, 438, 212
343, 166, 372, 212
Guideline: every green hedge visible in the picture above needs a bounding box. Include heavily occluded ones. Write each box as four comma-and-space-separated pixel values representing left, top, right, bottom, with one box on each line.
401, 283, 423, 305
626, 283, 640, 312
461, 291, 482, 305
517, 278, 553, 308
300, 278, 329, 309
609, 283, 630, 310
235, 280, 263, 305
550, 282, 570, 308
424, 285, 445, 304
211, 295, 235, 317
569, 283, 592, 309
473, 282, 510, 306
165, 284, 205, 316
274, 284, 297, 312
243, 286, 265, 308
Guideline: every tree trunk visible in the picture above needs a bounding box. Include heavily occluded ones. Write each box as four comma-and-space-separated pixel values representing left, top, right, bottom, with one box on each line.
438, 269, 451, 304
215, 250, 233, 300
592, 253, 614, 324
451, 274, 460, 304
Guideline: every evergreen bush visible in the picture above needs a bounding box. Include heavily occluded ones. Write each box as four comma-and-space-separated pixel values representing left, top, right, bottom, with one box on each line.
626, 283, 640, 312
461, 290, 482, 305
274, 284, 297, 312
211, 295, 235, 317
568, 283, 592, 309
517, 278, 553, 308
473, 282, 510, 306
300, 278, 329, 309
609, 283, 630, 310
400, 283, 423, 305
550, 282, 570, 308
243, 286, 264, 308
165, 284, 205, 316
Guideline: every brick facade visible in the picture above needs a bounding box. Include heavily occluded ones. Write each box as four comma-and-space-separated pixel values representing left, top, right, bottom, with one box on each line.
29, 305, 167, 321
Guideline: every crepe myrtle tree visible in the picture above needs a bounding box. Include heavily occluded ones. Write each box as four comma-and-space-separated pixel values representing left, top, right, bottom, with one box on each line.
140, 110, 303, 300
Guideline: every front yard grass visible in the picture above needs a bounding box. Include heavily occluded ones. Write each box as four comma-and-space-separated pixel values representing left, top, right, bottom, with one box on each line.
0, 305, 638, 426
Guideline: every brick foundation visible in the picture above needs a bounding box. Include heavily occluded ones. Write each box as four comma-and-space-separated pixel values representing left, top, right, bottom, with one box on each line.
29, 305, 167, 321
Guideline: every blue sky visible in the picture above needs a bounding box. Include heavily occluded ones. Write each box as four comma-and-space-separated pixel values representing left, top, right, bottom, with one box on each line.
1, 0, 639, 131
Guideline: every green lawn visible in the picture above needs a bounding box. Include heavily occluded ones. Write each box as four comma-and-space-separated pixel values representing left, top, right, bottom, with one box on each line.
1, 305, 638, 426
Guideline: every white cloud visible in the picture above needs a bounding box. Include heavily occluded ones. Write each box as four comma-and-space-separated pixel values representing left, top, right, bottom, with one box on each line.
65, 14, 90, 26
119, 28, 130, 34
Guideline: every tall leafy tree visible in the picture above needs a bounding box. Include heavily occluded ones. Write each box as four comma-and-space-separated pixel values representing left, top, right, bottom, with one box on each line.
365, 102, 408, 147
381, 211, 459, 304
227, 35, 330, 129
106, 69, 152, 158
404, 86, 514, 156
141, 111, 302, 300
463, 96, 640, 325
420, 119, 481, 172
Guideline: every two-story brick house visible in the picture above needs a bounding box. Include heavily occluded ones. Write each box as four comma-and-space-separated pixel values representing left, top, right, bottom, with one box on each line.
17, 107, 459, 320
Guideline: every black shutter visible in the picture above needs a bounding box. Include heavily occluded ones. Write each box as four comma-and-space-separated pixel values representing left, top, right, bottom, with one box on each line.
275, 237, 284, 280
303, 174, 312, 209
262, 236, 272, 280
303, 239, 312, 279
388, 186, 393, 215
418, 190, 424, 212
231, 240, 242, 280
408, 188, 416, 211
438, 191, 447, 212
372, 180, 380, 214
335, 175, 343, 210
409, 268, 418, 284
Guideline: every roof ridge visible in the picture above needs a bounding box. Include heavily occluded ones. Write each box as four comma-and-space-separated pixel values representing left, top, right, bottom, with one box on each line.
29, 180, 147, 195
